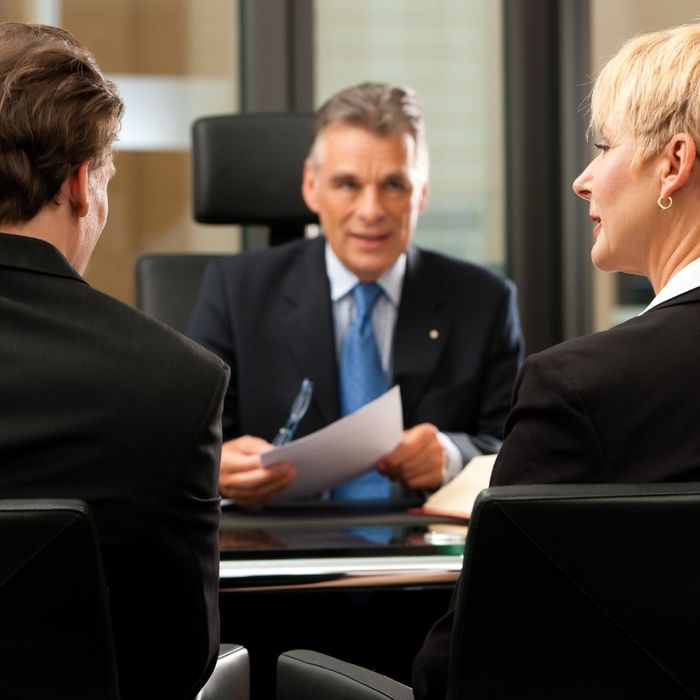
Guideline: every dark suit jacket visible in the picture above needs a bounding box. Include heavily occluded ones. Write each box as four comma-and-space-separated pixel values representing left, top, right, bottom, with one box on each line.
491, 287, 700, 484
187, 236, 523, 492
412, 287, 700, 700
0, 233, 229, 699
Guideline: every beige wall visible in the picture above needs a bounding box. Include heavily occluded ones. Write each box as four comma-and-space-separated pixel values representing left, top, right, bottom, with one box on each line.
69, 0, 240, 304
0, 0, 240, 305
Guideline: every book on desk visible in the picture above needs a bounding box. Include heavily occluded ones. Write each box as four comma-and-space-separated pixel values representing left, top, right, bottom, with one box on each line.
410, 453, 496, 525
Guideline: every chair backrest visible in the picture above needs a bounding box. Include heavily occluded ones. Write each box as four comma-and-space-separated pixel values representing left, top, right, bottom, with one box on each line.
448, 482, 700, 700
191, 112, 318, 246
0, 499, 120, 700
135, 253, 229, 333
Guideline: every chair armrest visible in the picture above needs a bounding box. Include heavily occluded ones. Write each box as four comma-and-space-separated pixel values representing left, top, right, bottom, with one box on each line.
196, 644, 250, 700
277, 649, 413, 700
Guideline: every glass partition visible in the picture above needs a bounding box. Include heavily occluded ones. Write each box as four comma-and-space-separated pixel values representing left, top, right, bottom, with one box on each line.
313, 0, 505, 272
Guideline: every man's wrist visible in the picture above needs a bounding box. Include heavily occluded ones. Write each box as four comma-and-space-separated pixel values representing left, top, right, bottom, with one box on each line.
436, 432, 463, 485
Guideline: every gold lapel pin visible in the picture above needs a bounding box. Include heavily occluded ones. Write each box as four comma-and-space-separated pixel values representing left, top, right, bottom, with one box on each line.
429, 329, 439, 340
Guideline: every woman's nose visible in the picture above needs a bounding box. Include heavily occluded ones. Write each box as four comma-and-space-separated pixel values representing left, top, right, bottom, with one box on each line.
573, 161, 593, 201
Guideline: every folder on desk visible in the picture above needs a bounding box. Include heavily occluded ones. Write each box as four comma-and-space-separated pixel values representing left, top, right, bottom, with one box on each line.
413, 453, 497, 520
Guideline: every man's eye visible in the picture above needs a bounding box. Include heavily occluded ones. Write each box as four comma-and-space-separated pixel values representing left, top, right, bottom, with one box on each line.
336, 180, 359, 190
384, 180, 408, 192
594, 142, 610, 153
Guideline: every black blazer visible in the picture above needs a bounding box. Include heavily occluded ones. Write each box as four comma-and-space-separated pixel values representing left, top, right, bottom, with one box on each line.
0, 233, 229, 699
413, 287, 700, 700
492, 286, 700, 485
188, 236, 523, 475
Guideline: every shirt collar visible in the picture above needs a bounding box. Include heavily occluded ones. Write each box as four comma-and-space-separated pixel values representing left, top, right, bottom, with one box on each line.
643, 257, 700, 313
324, 241, 406, 306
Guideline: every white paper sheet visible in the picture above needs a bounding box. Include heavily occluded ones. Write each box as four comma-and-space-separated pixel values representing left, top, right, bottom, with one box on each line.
260, 385, 404, 501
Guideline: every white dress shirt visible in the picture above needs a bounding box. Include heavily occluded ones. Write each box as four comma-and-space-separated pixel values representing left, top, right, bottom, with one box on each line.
643, 257, 700, 314
324, 243, 462, 485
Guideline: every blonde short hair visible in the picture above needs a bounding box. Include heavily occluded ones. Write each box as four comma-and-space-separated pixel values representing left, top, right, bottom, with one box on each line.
591, 23, 700, 167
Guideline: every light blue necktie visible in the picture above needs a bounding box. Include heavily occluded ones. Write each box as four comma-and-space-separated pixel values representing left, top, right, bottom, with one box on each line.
332, 282, 392, 500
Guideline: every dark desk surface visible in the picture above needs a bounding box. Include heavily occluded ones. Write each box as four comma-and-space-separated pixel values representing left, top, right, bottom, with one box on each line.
218, 501, 466, 698
219, 501, 467, 591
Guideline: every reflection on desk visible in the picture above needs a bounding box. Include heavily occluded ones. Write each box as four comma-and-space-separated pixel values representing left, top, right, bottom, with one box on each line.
218, 501, 467, 591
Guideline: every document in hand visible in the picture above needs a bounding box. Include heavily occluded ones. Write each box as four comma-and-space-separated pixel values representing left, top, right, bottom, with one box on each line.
260, 385, 404, 501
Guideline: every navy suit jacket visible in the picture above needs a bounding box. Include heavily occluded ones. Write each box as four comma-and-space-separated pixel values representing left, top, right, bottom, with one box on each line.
188, 236, 522, 494
413, 287, 700, 700
0, 232, 228, 699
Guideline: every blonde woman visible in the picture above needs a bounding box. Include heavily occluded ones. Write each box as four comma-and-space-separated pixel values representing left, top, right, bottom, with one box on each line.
492, 23, 700, 486
414, 23, 700, 700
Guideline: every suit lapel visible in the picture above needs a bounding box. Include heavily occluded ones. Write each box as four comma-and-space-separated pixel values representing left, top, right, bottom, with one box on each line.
274, 238, 339, 425
392, 247, 449, 421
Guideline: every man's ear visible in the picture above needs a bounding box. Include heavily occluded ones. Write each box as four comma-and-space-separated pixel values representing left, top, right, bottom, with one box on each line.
301, 159, 321, 214
659, 133, 697, 199
66, 160, 91, 218
417, 181, 430, 213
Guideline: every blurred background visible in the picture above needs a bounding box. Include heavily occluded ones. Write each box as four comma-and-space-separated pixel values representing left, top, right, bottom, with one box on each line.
1, 0, 696, 349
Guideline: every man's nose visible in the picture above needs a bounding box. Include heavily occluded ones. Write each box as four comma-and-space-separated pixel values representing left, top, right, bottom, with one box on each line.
356, 185, 385, 221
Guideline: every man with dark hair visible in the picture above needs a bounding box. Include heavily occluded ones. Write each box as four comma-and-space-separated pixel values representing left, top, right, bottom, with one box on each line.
189, 81, 523, 507
0, 23, 228, 698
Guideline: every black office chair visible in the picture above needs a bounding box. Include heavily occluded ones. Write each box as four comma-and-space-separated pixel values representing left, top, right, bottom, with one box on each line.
0, 499, 249, 700
135, 252, 230, 334
135, 112, 318, 331
192, 112, 318, 245
278, 482, 700, 700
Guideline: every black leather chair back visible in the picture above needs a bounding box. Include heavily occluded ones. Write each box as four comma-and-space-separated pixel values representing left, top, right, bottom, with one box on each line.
191, 113, 318, 245
136, 113, 317, 331
278, 483, 700, 700
449, 482, 700, 699
135, 253, 230, 333
0, 499, 120, 699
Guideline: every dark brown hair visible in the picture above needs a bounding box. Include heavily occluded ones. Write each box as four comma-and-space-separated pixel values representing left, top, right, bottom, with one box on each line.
0, 23, 124, 224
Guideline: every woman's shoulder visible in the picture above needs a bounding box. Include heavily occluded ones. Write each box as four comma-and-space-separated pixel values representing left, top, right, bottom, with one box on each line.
526, 306, 696, 384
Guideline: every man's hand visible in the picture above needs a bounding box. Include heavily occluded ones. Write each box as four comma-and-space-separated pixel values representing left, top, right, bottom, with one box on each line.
219, 435, 297, 507
377, 423, 446, 490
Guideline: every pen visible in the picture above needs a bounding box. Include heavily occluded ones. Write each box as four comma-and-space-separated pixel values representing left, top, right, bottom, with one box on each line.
272, 377, 314, 446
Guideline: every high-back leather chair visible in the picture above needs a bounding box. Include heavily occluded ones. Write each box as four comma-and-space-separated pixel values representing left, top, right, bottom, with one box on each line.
191, 112, 317, 245
136, 112, 318, 331
1, 499, 120, 699
278, 483, 700, 700
0, 499, 249, 700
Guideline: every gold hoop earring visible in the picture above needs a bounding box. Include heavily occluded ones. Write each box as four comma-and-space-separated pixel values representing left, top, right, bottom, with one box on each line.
657, 195, 673, 210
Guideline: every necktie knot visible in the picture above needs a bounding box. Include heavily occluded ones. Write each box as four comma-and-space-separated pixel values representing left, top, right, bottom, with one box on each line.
353, 282, 383, 321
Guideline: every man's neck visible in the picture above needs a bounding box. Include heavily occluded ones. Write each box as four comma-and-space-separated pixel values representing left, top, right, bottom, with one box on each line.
324, 241, 406, 306
2, 205, 84, 274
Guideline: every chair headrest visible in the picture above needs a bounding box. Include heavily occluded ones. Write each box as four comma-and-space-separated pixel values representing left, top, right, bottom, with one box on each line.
192, 112, 318, 227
